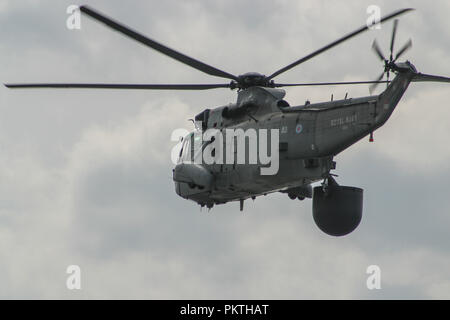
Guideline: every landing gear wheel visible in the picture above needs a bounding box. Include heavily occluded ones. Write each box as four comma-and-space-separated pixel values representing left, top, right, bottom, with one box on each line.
288, 193, 297, 200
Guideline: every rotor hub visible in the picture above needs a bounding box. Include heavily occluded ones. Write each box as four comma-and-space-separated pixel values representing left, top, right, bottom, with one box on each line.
233, 72, 274, 89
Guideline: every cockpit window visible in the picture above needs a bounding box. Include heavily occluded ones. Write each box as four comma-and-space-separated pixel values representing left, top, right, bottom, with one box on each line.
180, 134, 192, 162
178, 131, 209, 163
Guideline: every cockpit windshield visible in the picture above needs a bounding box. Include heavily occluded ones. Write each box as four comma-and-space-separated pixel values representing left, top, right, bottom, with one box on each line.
178, 131, 205, 163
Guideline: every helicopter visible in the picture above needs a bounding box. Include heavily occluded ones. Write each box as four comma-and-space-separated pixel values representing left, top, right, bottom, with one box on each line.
5, 6, 450, 236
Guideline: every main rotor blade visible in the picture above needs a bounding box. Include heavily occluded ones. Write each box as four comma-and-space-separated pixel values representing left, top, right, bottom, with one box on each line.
267, 8, 413, 80
372, 39, 386, 61
79, 6, 238, 81
390, 19, 398, 59
4, 83, 231, 90
394, 39, 412, 61
274, 80, 389, 87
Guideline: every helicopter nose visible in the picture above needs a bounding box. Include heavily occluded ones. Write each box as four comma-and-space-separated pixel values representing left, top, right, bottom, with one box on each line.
173, 163, 213, 189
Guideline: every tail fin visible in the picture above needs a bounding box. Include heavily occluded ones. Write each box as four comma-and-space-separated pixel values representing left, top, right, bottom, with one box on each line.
375, 65, 449, 129
412, 72, 450, 83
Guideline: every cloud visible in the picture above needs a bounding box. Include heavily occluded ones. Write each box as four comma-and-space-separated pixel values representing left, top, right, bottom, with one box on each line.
370, 87, 450, 173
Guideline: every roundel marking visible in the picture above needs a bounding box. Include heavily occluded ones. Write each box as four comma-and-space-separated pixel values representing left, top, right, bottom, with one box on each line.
295, 123, 303, 134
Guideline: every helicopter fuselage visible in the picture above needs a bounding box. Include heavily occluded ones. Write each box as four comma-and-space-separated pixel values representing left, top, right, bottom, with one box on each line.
173, 63, 416, 208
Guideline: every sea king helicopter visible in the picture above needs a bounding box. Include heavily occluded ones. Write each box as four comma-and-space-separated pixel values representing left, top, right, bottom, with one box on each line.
6, 6, 450, 236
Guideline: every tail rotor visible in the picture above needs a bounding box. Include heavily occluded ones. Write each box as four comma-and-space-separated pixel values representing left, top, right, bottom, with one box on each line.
370, 19, 412, 93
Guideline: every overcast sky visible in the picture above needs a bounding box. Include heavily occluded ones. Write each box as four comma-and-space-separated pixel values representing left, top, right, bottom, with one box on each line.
0, 0, 449, 299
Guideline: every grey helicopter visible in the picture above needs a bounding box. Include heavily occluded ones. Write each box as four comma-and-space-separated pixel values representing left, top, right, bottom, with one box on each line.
5, 6, 450, 236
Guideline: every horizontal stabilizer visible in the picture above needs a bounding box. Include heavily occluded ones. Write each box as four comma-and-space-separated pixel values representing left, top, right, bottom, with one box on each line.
412, 72, 450, 83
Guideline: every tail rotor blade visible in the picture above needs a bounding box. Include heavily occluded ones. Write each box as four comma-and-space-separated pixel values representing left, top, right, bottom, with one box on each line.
372, 40, 386, 61
386, 70, 390, 88
369, 71, 385, 94
394, 39, 412, 61
390, 19, 398, 60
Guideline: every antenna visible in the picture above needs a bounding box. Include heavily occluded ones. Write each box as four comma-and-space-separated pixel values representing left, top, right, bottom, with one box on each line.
188, 119, 201, 131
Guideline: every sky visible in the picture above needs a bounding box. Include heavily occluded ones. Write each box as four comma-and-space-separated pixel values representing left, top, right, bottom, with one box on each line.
0, 0, 449, 299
